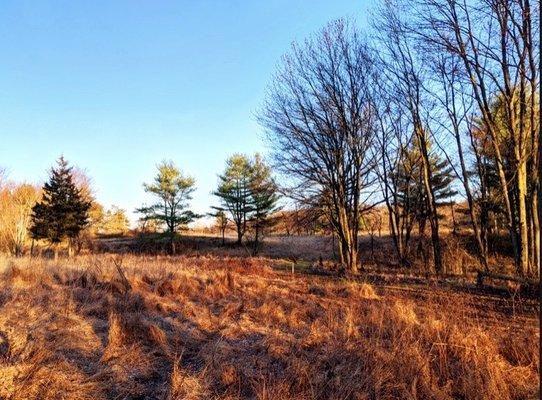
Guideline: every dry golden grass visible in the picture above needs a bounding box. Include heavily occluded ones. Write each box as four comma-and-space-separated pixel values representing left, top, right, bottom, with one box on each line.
0, 254, 538, 399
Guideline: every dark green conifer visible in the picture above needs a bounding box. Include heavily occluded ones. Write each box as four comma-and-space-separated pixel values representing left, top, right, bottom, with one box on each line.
213, 154, 255, 245
30, 157, 91, 259
249, 154, 280, 247
212, 153, 280, 247
394, 143, 457, 234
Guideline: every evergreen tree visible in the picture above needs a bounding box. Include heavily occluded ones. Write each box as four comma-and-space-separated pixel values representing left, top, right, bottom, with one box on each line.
249, 154, 280, 247
213, 154, 254, 245
99, 206, 130, 235
30, 157, 91, 259
213, 154, 280, 247
137, 160, 197, 253
394, 143, 457, 235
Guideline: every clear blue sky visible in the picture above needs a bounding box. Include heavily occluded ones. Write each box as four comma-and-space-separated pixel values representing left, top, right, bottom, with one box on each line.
0, 0, 372, 224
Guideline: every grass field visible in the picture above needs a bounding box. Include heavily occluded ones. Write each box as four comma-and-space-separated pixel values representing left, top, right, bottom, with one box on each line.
0, 250, 538, 399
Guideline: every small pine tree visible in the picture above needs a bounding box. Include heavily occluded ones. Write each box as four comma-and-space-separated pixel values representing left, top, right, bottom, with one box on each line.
208, 209, 228, 245
30, 157, 91, 259
100, 206, 130, 235
137, 160, 197, 254
394, 143, 457, 235
213, 154, 281, 246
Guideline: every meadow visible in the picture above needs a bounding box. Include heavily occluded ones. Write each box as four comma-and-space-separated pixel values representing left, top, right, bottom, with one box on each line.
0, 0, 539, 397
0, 239, 538, 400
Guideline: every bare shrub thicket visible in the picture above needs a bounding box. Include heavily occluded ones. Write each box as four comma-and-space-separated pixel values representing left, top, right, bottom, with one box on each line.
0, 183, 41, 256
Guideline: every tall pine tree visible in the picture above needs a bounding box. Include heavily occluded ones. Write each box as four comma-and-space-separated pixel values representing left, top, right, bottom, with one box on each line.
30, 157, 91, 259
136, 160, 197, 254
249, 154, 280, 247
213, 154, 254, 245
212, 153, 280, 246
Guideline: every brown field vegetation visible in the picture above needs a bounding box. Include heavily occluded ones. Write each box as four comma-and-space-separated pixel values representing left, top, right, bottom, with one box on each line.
99, 232, 519, 277
0, 0, 538, 397
0, 253, 538, 400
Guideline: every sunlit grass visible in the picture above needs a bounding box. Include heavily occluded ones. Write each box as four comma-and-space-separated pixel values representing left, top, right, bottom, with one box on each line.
0, 254, 538, 399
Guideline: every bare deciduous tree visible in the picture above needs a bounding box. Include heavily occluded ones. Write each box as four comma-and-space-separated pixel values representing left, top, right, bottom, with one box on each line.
0, 183, 41, 256
373, 4, 445, 273
402, 0, 540, 275
374, 86, 417, 267
260, 20, 379, 272
372, 0, 539, 277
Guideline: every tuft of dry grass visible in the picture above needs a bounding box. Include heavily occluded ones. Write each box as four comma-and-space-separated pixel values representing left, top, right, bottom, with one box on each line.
0, 254, 538, 399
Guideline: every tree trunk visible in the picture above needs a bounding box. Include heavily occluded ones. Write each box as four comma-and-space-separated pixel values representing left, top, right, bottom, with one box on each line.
418, 218, 426, 237
387, 205, 403, 265
68, 240, 73, 258
349, 246, 358, 274
457, 108, 488, 269
338, 233, 357, 273
517, 159, 529, 275
416, 128, 443, 274
337, 235, 344, 264
168, 230, 176, 255
428, 214, 443, 274
450, 203, 457, 235
531, 194, 540, 277
538, 146, 542, 278
336, 206, 358, 273
417, 218, 426, 264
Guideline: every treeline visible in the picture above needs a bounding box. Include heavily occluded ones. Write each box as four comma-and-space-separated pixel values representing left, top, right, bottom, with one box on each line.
259, 0, 539, 276
0, 153, 282, 258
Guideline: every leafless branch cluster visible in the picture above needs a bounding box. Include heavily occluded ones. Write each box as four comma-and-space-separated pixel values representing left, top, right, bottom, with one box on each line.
261, 0, 539, 276
260, 20, 380, 272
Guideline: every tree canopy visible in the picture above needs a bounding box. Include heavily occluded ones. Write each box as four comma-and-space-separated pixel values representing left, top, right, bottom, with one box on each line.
137, 160, 197, 253
213, 153, 280, 246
